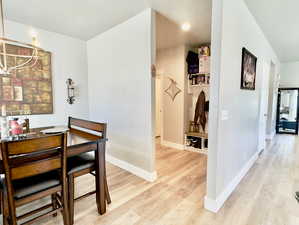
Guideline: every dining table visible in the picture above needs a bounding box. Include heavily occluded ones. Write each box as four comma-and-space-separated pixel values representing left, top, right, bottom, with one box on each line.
0, 126, 109, 215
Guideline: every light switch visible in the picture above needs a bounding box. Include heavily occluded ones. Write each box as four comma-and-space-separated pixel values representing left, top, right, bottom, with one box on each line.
221, 110, 229, 120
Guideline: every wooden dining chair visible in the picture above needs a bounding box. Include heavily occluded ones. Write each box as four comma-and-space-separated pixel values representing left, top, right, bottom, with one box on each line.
67, 117, 111, 225
0, 133, 70, 225
22, 119, 30, 133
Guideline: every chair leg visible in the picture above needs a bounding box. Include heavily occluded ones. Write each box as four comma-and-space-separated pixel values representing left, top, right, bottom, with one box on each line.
2, 188, 9, 225
68, 175, 75, 225
61, 180, 70, 225
95, 141, 107, 215
103, 143, 111, 204
62, 193, 70, 225
0, 190, 2, 215
104, 175, 111, 204
0, 191, 6, 225
1, 182, 17, 225
51, 193, 58, 217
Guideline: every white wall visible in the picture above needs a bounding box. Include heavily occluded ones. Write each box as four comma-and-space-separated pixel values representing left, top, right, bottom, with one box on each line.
280, 61, 299, 87
4, 20, 89, 127
87, 9, 156, 174
205, 0, 280, 212
156, 46, 186, 147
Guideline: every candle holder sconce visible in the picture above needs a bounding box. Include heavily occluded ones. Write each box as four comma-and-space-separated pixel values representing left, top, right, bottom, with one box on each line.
66, 78, 75, 104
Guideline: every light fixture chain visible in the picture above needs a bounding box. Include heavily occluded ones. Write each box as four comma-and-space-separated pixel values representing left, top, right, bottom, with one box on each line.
0, 0, 7, 72
0, 0, 42, 75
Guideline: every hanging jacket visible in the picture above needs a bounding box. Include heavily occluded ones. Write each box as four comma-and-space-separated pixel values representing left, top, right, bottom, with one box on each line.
194, 91, 207, 132
186, 51, 199, 75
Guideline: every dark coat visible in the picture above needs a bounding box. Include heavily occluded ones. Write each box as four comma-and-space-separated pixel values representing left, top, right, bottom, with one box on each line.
194, 91, 207, 132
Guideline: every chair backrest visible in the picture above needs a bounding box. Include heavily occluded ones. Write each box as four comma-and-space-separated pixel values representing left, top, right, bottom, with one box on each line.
1, 133, 67, 181
68, 117, 106, 138
23, 118, 30, 133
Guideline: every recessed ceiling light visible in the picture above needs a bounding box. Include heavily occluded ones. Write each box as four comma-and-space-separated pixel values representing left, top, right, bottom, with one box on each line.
181, 23, 191, 31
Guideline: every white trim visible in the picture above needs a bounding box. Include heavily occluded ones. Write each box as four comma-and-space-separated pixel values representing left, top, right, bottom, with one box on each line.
106, 154, 157, 182
204, 196, 219, 213
161, 140, 184, 150
266, 131, 276, 140
204, 149, 260, 213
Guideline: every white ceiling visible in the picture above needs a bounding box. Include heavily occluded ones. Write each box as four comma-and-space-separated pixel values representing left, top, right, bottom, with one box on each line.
156, 13, 205, 50
152, 0, 211, 48
4, 0, 211, 47
8, 0, 299, 61
245, 0, 299, 62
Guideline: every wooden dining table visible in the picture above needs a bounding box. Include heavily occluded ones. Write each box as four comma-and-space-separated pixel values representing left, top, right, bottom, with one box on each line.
0, 126, 109, 215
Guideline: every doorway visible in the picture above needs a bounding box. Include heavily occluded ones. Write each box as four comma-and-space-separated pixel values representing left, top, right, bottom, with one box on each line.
258, 61, 270, 152
155, 75, 162, 138
154, 11, 210, 181
276, 88, 299, 135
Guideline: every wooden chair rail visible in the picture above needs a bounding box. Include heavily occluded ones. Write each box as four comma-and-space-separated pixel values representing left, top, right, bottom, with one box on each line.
23, 119, 30, 134
21, 208, 61, 225
74, 191, 96, 202
7, 135, 63, 155
69, 127, 101, 140
68, 117, 106, 133
11, 157, 61, 180
72, 167, 94, 178
17, 203, 53, 220
9, 150, 59, 168
67, 143, 97, 157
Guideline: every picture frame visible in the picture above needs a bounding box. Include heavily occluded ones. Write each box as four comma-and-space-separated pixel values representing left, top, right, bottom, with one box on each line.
240, 47, 257, 90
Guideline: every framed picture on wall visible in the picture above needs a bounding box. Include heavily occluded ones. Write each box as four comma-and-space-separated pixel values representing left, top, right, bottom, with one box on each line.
0, 44, 53, 115
240, 47, 257, 90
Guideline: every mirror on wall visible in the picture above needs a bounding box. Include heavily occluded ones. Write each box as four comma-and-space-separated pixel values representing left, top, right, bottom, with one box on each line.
276, 88, 299, 135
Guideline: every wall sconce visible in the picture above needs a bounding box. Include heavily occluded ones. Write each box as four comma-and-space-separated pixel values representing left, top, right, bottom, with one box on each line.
66, 78, 75, 104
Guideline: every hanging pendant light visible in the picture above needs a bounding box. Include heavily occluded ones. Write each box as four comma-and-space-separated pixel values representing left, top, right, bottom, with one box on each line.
0, 0, 43, 75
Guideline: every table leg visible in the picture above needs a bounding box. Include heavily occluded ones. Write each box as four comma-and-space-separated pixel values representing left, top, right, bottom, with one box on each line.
95, 141, 106, 215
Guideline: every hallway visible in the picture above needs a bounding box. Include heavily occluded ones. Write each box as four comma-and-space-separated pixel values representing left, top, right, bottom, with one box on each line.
206, 134, 299, 225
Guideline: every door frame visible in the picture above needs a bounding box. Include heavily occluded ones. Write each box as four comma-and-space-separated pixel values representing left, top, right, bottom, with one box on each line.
155, 74, 164, 139
258, 61, 270, 152
276, 87, 299, 135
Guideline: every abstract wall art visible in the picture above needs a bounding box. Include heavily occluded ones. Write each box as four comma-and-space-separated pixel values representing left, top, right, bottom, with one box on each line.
0, 44, 53, 115
240, 47, 257, 90
165, 77, 181, 101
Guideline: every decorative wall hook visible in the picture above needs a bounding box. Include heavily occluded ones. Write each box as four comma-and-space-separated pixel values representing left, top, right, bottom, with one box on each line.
66, 78, 75, 104
165, 78, 181, 101
151, 64, 156, 78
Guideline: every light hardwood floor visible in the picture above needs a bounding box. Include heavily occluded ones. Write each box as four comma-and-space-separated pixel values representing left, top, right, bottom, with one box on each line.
10, 135, 299, 224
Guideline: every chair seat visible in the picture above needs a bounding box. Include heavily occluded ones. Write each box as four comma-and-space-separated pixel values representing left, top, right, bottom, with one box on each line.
67, 152, 95, 175
0, 171, 60, 199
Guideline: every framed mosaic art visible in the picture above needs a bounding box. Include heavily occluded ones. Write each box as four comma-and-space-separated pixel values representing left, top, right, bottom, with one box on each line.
0, 44, 53, 115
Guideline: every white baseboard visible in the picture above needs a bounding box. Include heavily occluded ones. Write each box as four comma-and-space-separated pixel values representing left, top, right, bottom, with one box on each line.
106, 154, 157, 182
266, 131, 276, 140
204, 149, 260, 213
161, 140, 184, 150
